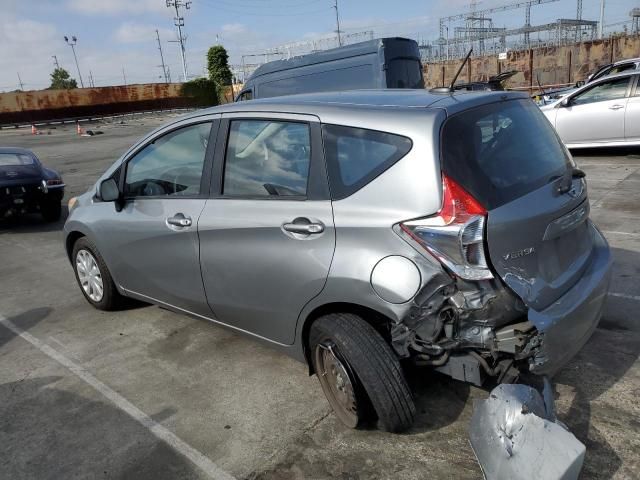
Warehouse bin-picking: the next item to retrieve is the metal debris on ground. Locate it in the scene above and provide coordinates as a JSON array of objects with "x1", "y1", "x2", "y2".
[{"x1": 470, "y1": 382, "x2": 585, "y2": 480}]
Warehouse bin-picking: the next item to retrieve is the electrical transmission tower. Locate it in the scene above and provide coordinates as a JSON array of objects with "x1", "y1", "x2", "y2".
[{"x1": 166, "y1": 0, "x2": 191, "y2": 82}]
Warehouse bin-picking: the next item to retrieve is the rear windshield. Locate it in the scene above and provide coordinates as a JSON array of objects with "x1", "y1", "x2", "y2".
[
  {"x1": 441, "y1": 99, "x2": 571, "y2": 209},
  {"x1": 0, "y1": 153, "x2": 35, "y2": 166}
]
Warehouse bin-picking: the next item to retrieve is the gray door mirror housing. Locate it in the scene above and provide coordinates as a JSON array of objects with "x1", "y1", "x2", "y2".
[
  {"x1": 99, "y1": 177, "x2": 120, "y2": 202},
  {"x1": 560, "y1": 97, "x2": 571, "y2": 108}
]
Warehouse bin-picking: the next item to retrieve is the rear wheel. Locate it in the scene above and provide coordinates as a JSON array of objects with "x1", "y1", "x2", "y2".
[
  {"x1": 310, "y1": 313, "x2": 416, "y2": 432},
  {"x1": 72, "y1": 237, "x2": 124, "y2": 311}
]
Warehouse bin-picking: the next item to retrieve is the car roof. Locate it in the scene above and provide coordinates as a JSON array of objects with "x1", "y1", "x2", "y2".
[
  {"x1": 0, "y1": 147, "x2": 36, "y2": 156},
  {"x1": 247, "y1": 37, "x2": 417, "y2": 80},
  {"x1": 195, "y1": 89, "x2": 530, "y2": 119},
  {"x1": 612, "y1": 57, "x2": 640, "y2": 66}
]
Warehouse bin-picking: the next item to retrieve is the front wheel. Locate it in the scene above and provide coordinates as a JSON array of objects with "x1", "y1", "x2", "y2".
[
  {"x1": 72, "y1": 237, "x2": 124, "y2": 310},
  {"x1": 309, "y1": 313, "x2": 416, "y2": 432}
]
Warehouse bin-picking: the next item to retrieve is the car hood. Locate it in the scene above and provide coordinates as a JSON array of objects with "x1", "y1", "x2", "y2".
[{"x1": 0, "y1": 164, "x2": 42, "y2": 183}]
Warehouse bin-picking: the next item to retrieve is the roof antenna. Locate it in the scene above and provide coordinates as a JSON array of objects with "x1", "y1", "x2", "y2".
[{"x1": 430, "y1": 48, "x2": 473, "y2": 94}]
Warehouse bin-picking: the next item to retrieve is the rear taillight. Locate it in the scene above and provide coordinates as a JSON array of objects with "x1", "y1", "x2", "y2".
[{"x1": 398, "y1": 174, "x2": 493, "y2": 281}]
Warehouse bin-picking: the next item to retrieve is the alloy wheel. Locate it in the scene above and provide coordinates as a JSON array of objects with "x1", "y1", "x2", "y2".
[{"x1": 76, "y1": 249, "x2": 104, "y2": 302}]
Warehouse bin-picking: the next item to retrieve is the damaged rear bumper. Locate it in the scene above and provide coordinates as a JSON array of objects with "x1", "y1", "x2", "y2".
[{"x1": 527, "y1": 225, "x2": 612, "y2": 375}]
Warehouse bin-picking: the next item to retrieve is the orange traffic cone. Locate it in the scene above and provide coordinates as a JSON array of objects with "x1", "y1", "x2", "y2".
[
  {"x1": 76, "y1": 122, "x2": 83, "y2": 135},
  {"x1": 31, "y1": 124, "x2": 38, "y2": 135}
]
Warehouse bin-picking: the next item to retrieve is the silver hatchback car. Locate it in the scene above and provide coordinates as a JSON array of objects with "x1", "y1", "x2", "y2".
[{"x1": 64, "y1": 90, "x2": 611, "y2": 432}]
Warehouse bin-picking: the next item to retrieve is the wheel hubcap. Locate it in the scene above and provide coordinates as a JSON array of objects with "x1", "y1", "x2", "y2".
[
  {"x1": 316, "y1": 342, "x2": 358, "y2": 427},
  {"x1": 76, "y1": 249, "x2": 104, "y2": 302}
]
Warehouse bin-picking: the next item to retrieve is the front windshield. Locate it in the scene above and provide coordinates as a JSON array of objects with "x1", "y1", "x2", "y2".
[{"x1": 0, "y1": 153, "x2": 36, "y2": 167}]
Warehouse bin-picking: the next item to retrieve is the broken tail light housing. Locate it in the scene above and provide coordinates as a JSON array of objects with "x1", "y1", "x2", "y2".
[{"x1": 398, "y1": 174, "x2": 493, "y2": 281}]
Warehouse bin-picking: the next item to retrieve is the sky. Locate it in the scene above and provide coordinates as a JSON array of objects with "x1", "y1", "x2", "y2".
[{"x1": 0, "y1": 0, "x2": 636, "y2": 91}]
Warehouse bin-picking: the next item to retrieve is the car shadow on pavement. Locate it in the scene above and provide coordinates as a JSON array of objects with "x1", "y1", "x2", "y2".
[
  {"x1": 404, "y1": 365, "x2": 470, "y2": 433},
  {"x1": 0, "y1": 206, "x2": 69, "y2": 234},
  {"x1": 0, "y1": 307, "x2": 51, "y2": 350},
  {"x1": 570, "y1": 146, "x2": 640, "y2": 158},
  {"x1": 0, "y1": 376, "x2": 201, "y2": 480}
]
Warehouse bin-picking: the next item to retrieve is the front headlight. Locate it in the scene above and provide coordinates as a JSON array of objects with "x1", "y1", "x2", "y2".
[{"x1": 68, "y1": 196, "x2": 78, "y2": 212}]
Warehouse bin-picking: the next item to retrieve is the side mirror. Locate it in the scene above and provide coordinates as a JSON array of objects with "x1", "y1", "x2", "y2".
[
  {"x1": 560, "y1": 97, "x2": 571, "y2": 108},
  {"x1": 574, "y1": 80, "x2": 585, "y2": 88},
  {"x1": 99, "y1": 178, "x2": 120, "y2": 202}
]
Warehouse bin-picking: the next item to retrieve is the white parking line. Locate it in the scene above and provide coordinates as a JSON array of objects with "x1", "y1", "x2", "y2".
[
  {"x1": 602, "y1": 231, "x2": 640, "y2": 237},
  {"x1": 608, "y1": 292, "x2": 640, "y2": 302},
  {"x1": 0, "y1": 314, "x2": 236, "y2": 480}
]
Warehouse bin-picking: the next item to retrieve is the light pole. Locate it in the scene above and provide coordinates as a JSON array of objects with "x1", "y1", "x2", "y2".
[{"x1": 64, "y1": 36, "x2": 84, "y2": 88}]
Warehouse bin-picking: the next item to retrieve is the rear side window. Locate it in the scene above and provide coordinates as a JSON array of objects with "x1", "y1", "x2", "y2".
[
  {"x1": 441, "y1": 99, "x2": 571, "y2": 209},
  {"x1": 322, "y1": 125, "x2": 412, "y2": 200}
]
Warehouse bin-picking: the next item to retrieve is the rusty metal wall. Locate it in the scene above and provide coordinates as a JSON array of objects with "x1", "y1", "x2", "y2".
[
  {"x1": 423, "y1": 34, "x2": 640, "y2": 91},
  {"x1": 0, "y1": 83, "x2": 202, "y2": 125}
]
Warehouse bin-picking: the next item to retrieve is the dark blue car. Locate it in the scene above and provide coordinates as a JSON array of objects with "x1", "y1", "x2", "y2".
[{"x1": 0, "y1": 147, "x2": 65, "y2": 222}]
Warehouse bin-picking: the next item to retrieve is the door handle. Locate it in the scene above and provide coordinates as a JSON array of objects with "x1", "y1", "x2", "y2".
[
  {"x1": 166, "y1": 213, "x2": 192, "y2": 228},
  {"x1": 283, "y1": 220, "x2": 324, "y2": 234},
  {"x1": 608, "y1": 104, "x2": 624, "y2": 110}
]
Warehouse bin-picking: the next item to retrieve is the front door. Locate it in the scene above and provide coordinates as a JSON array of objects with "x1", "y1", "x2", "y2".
[
  {"x1": 555, "y1": 76, "x2": 631, "y2": 145},
  {"x1": 198, "y1": 114, "x2": 335, "y2": 345},
  {"x1": 99, "y1": 118, "x2": 217, "y2": 315}
]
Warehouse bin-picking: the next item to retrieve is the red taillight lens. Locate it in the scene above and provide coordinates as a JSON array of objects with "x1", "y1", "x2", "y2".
[
  {"x1": 397, "y1": 174, "x2": 493, "y2": 281},
  {"x1": 440, "y1": 175, "x2": 486, "y2": 224}
]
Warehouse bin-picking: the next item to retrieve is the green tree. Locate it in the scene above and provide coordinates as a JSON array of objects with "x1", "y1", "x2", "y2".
[
  {"x1": 207, "y1": 45, "x2": 232, "y2": 87},
  {"x1": 49, "y1": 68, "x2": 78, "y2": 90}
]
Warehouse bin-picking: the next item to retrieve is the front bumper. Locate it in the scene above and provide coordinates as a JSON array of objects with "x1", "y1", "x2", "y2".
[{"x1": 527, "y1": 223, "x2": 612, "y2": 375}]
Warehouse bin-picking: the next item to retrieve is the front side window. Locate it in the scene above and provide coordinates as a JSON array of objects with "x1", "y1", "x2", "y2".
[
  {"x1": 322, "y1": 125, "x2": 412, "y2": 200},
  {"x1": 125, "y1": 122, "x2": 211, "y2": 198},
  {"x1": 571, "y1": 77, "x2": 630, "y2": 106},
  {"x1": 223, "y1": 120, "x2": 311, "y2": 197},
  {"x1": 237, "y1": 90, "x2": 253, "y2": 101}
]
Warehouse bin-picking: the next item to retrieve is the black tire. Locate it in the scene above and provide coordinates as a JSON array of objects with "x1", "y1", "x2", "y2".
[
  {"x1": 41, "y1": 202, "x2": 61, "y2": 222},
  {"x1": 71, "y1": 237, "x2": 124, "y2": 311},
  {"x1": 309, "y1": 313, "x2": 416, "y2": 432}
]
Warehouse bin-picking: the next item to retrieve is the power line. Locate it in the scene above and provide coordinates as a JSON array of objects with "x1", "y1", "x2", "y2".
[
  {"x1": 166, "y1": 0, "x2": 191, "y2": 82},
  {"x1": 17, "y1": 73, "x2": 24, "y2": 91}
]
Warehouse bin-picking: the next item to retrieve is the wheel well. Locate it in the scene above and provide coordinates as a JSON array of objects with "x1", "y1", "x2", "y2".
[
  {"x1": 65, "y1": 231, "x2": 85, "y2": 261},
  {"x1": 302, "y1": 302, "x2": 394, "y2": 374}
]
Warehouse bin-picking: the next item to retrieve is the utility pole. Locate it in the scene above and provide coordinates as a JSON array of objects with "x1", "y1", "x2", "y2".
[
  {"x1": 166, "y1": 0, "x2": 191, "y2": 81},
  {"x1": 52, "y1": 55, "x2": 60, "y2": 69},
  {"x1": 17, "y1": 73, "x2": 24, "y2": 91},
  {"x1": 89, "y1": 70, "x2": 95, "y2": 88},
  {"x1": 155, "y1": 29, "x2": 169, "y2": 83},
  {"x1": 599, "y1": 0, "x2": 606, "y2": 39},
  {"x1": 122, "y1": 67, "x2": 127, "y2": 86},
  {"x1": 333, "y1": 0, "x2": 342, "y2": 46},
  {"x1": 64, "y1": 36, "x2": 84, "y2": 88}
]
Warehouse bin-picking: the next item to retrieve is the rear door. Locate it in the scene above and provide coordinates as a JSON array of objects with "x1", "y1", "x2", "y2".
[
  {"x1": 555, "y1": 76, "x2": 631, "y2": 145},
  {"x1": 442, "y1": 99, "x2": 593, "y2": 311},
  {"x1": 624, "y1": 75, "x2": 640, "y2": 142},
  {"x1": 198, "y1": 113, "x2": 335, "y2": 345}
]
